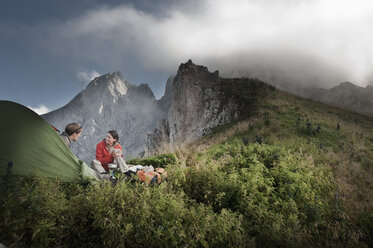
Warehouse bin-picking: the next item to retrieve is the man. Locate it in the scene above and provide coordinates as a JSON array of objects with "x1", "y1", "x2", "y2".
[
  {"x1": 59, "y1": 123, "x2": 100, "y2": 180},
  {"x1": 60, "y1": 123, "x2": 82, "y2": 149}
]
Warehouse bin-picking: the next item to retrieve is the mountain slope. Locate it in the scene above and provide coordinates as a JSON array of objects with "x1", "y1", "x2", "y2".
[
  {"x1": 305, "y1": 82, "x2": 373, "y2": 117},
  {"x1": 166, "y1": 80, "x2": 373, "y2": 246},
  {"x1": 189, "y1": 83, "x2": 373, "y2": 246},
  {"x1": 134, "y1": 76, "x2": 373, "y2": 246}
]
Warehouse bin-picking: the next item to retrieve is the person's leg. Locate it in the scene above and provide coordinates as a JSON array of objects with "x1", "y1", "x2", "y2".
[
  {"x1": 91, "y1": 159, "x2": 109, "y2": 180},
  {"x1": 115, "y1": 157, "x2": 129, "y2": 173}
]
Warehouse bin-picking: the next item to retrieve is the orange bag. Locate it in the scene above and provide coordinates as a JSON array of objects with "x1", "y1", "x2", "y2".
[{"x1": 136, "y1": 168, "x2": 167, "y2": 184}]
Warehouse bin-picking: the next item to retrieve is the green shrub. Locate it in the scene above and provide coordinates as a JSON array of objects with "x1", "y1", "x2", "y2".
[
  {"x1": 181, "y1": 142, "x2": 340, "y2": 246},
  {"x1": 126, "y1": 153, "x2": 177, "y2": 168},
  {"x1": 359, "y1": 211, "x2": 373, "y2": 246},
  {"x1": 0, "y1": 176, "x2": 68, "y2": 247},
  {"x1": 83, "y1": 182, "x2": 245, "y2": 247},
  {"x1": 0, "y1": 176, "x2": 246, "y2": 247}
]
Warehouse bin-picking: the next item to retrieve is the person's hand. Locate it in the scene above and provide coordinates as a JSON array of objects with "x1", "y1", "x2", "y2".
[{"x1": 112, "y1": 149, "x2": 122, "y2": 158}]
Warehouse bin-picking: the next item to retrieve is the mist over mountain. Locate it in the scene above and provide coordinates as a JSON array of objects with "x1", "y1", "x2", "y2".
[
  {"x1": 304, "y1": 82, "x2": 373, "y2": 117},
  {"x1": 203, "y1": 51, "x2": 348, "y2": 90},
  {"x1": 205, "y1": 55, "x2": 373, "y2": 117}
]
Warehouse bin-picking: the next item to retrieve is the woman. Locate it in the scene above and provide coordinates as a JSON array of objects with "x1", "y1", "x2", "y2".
[
  {"x1": 95, "y1": 130, "x2": 124, "y2": 172},
  {"x1": 91, "y1": 130, "x2": 166, "y2": 182}
]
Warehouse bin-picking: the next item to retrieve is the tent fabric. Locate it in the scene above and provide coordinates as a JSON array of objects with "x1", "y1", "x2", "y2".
[{"x1": 0, "y1": 100, "x2": 97, "y2": 182}]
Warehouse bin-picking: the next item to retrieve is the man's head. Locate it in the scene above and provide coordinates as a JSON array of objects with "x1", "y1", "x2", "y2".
[{"x1": 65, "y1": 123, "x2": 82, "y2": 141}]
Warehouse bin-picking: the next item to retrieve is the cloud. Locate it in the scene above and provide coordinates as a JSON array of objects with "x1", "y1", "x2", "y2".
[
  {"x1": 77, "y1": 70, "x2": 101, "y2": 83},
  {"x1": 27, "y1": 104, "x2": 50, "y2": 115},
  {"x1": 30, "y1": 0, "x2": 373, "y2": 91}
]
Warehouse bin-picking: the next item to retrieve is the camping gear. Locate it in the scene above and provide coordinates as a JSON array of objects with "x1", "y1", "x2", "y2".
[
  {"x1": 0, "y1": 100, "x2": 97, "y2": 182},
  {"x1": 136, "y1": 167, "x2": 168, "y2": 184}
]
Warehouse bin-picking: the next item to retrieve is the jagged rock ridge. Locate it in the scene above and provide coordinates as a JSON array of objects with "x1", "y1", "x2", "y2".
[{"x1": 146, "y1": 60, "x2": 240, "y2": 154}]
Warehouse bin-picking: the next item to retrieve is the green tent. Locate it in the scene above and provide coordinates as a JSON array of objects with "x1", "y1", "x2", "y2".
[{"x1": 0, "y1": 100, "x2": 97, "y2": 182}]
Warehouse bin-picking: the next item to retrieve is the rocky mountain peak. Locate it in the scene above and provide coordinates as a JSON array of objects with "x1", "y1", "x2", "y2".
[
  {"x1": 177, "y1": 59, "x2": 219, "y2": 78},
  {"x1": 306, "y1": 81, "x2": 373, "y2": 117},
  {"x1": 335, "y1": 81, "x2": 357, "y2": 89},
  {"x1": 133, "y1": 83, "x2": 155, "y2": 98},
  {"x1": 145, "y1": 60, "x2": 238, "y2": 154},
  {"x1": 84, "y1": 71, "x2": 129, "y2": 103}
]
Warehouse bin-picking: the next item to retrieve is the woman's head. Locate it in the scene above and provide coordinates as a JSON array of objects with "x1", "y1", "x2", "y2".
[{"x1": 105, "y1": 130, "x2": 119, "y2": 146}]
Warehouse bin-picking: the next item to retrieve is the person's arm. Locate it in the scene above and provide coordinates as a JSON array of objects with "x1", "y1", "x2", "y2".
[
  {"x1": 112, "y1": 144, "x2": 123, "y2": 158},
  {"x1": 111, "y1": 144, "x2": 123, "y2": 158},
  {"x1": 120, "y1": 145, "x2": 124, "y2": 158}
]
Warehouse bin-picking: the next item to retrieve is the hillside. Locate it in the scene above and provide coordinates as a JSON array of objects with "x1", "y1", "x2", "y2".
[
  {"x1": 305, "y1": 82, "x2": 373, "y2": 117},
  {"x1": 1, "y1": 78, "x2": 373, "y2": 247},
  {"x1": 185, "y1": 79, "x2": 373, "y2": 246},
  {"x1": 163, "y1": 78, "x2": 373, "y2": 246}
]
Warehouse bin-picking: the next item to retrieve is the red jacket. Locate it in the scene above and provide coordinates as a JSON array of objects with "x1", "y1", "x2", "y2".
[{"x1": 95, "y1": 140, "x2": 123, "y2": 171}]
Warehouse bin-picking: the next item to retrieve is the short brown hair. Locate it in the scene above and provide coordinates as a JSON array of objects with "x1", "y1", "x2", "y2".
[
  {"x1": 108, "y1": 130, "x2": 119, "y2": 142},
  {"x1": 65, "y1": 123, "x2": 82, "y2": 136}
]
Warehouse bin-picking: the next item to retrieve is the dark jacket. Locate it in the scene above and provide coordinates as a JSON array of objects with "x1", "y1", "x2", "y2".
[{"x1": 60, "y1": 132, "x2": 71, "y2": 148}]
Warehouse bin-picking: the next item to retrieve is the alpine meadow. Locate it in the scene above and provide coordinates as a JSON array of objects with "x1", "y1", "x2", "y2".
[{"x1": 1, "y1": 77, "x2": 373, "y2": 247}]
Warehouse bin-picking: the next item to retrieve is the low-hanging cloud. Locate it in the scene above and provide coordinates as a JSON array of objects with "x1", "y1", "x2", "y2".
[
  {"x1": 31, "y1": 0, "x2": 373, "y2": 93},
  {"x1": 27, "y1": 104, "x2": 50, "y2": 115},
  {"x1": 77, "y1": 70, "x2": 101, "y2": 83}
]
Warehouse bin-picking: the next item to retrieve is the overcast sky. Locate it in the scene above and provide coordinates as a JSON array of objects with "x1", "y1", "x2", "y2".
[{"x1": 1, "y1": 0, "x2": 373, "y2": 114}]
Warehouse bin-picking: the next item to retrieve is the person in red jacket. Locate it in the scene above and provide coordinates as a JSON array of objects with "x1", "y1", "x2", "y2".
[{"x1": 95, "y1": 130, "x2": 123, "y2": 172}]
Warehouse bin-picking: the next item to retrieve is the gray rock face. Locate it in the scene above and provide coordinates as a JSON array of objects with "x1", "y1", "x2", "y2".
[
  {"x1": 169, "y1": 60, "x2": 238, "y2": 147},
  {"x1": 146, "y1": 60, "x2": 239, "y2": 154},
  {"x1": 145, "y1": 119, "x2": 170, "y2": 155},
  {"x1": 43, "y1": 72, "x2": 166, "y2": 163},
  {"x1": 158, "y1": 75, "x2": 174, "y2": 113}
]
